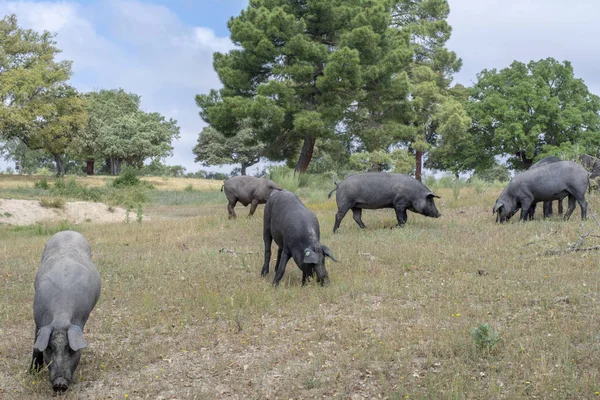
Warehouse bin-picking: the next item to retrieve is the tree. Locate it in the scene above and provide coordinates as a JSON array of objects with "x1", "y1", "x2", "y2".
[
  {"x1": 468, "y1": 58, "x2": 600, "y2": 170},
  {"x1": 75, "y1": 89, "x2": 140, "y2": 174},
  {"x1": 197, "y1": 0, "x2": 413, "y2": 172},
  {"x1": 348, "y1": 149, "x2": 414, "y2": 173},
  {"x1": 0, "y1": 138, "x2": 53, "y2": 174},
  {"x1": 193, "y1": 123, "x2": 264, "y2": 176},
  {"x1": 0, "y1": 14, "x2": 73, "y2": 147},
  {"x1": 390, "y1": 0, "x2": 467, "y2": 181},
  {"x1": 26, "y1": 85, "x2": 88, "y2": 176},
  {"x1": 76, "y1": 89, "x2": 180, "y2": 175}
]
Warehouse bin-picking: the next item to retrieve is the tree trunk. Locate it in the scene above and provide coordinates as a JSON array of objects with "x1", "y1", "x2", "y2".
[
  {"x1": 516, "y1": 151, "x2": 534, "y2": 169},
  {"x1": 415, "y1": 150, "x2": 423, "y2": 182},
  {"x1": 86, "y1": 160, "x2": 95, "y2": 175},
  {"x1": 110, "y1": 157, "x2": 123, "y2": 175},
  {"x1": 54, "y1": 154, "x2": 65, "y2": 177},
  {"x1": 294, "y1": 136, "x2": 316, "y2": 173},
  {"x1": 241, "y1": 164, "x2": 247, "y2": 176}
]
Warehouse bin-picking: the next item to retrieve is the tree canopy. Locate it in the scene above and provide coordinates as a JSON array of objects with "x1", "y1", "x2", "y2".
[
  {"x1": 196, "y1": 0, "x2": 414, "y2": 172},
  {"x1": 193, "y1": 122, "x2": 264, "y2": 175},
  {"x1": 76, "y1": 89, "x2": 180, "y2": 175},
  {"x1": 467, "y1": 58, "x2": 600, "y2": 170},
  {"x1": 0, "y1": 14, "x2": 73, "y2": 147}
]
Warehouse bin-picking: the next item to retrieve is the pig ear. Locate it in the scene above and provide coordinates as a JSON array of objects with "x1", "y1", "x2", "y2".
[
  {"x1": 34, "y1": 326, "x2": 53, "y2": 352},
  {"x1": 322, "y1": 245, "x2": 338, "y2": 262},
  {"x1": 67, "y1": 325, "x2": 87, "y2": 351},
  {"x1": 303, "y1": 248, "x2": 320, "y2": 264},
  {"x1": 493, "y1": 201, "x2": 504, "y2": 214},
  {"x1": 427, "y1": 193, "x2": 441, "y2": 199}
]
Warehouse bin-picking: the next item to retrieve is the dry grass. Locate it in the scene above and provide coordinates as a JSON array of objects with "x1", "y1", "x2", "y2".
[
  {"x1": 0, "y1": 174, "x2": 222, "y2": 191},
  {"x1": 2, "y1": 186, "x2": 600, "y2": 399},
  {"x1": 39, "y1": 197, "x2": 66, "y2": 209}
]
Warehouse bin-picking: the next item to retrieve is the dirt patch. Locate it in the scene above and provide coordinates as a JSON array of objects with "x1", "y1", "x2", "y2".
[{"x1": 0, "y1": 199, "x2": 138, "y2": 226}]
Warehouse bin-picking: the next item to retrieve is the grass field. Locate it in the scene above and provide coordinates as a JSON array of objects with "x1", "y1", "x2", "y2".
[{"x1": 1, "y1": 174, "x2": 600, "y2": 399}]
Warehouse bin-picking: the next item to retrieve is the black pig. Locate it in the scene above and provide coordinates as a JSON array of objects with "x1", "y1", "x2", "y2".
[
  {"x1": 328, "y1": 172, "x2": 441, "y2": 232},
  {"x1": 30, "y1": 231, "x2": 101, "y2": 392},
  {"x1": 261, "y1": 190, "x2": 337, "y2": 286}
]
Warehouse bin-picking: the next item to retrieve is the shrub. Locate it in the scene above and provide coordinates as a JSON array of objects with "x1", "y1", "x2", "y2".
[
  {"x1": 113, "y1": 168, "x2": 142, "y2": 188},
  {"x1": 470, "y1": 323, "x2": 501, "y2": 352},
  {"x1": 34, "y1": 177, "x2": 50, "y2": 190}
]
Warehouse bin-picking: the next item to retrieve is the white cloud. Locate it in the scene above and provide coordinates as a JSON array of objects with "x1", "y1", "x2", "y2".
[
  {"x1": 447, "y1": 0, "x2": 600, "y2": 95},
  {"x1": 0, "y1": 0, "x2": 234, "y2": 173}
]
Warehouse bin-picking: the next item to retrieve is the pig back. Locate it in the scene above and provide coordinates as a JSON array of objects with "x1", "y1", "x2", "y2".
[
  {"x1": 35, "y1": 231, "x2": 100, "y2": 327},
  {"x1": 338, "y1": 173, "x2": 429, "y2": 207}
]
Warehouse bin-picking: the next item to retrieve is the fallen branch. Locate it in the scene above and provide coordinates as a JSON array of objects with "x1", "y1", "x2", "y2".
[
  {"x1": 545, "y1": 245, "x2": 600, "y2": 256},
  {"x1": 219, "y1": 248, "x2": 258, "y2": 256}
]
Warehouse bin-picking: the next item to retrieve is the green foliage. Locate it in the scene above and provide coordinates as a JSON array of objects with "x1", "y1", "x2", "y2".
[
  {"x1": 77, "y1": 89, "x2": 180, "y2": 174},
  {"x1": 34, "y1": 177, "x2": 50, "y2": 190},
  {"x1": 468, "y1": 58, "x2": 600, "y2": 170},
  {"x1": 197, "y1": 0, "x2": 413, "y2": 171},
  {"x1": 113, "y1": 168, "x2": 148, "y2": 188},
  {"x1": 470, "y1": 323, "x2": 501, "y2": 352},
  {"x1": 348, "y1": 149, "x2": 414, "y2": 174},
  {"x1": 194, "y1": 123, "x2": 264, "y2": 174},
  {"x1": 0, "y1": 15, "x2": 73, "y2": 147},
  {"x1": 6, "y1": 220, "x2": 76, "y2": 236},
  {"x1": 50, "y1": 177, "x2": 103, "y2": 202},
  {"x1": 474, "y1": 163, "x2": 511, "y2": 183},
  {"x1": 137, "y1": 159, "x2": 186, "y2": 177},
  {"x1": 268, "y1": 166, "x2": 299, "y2": 192}
]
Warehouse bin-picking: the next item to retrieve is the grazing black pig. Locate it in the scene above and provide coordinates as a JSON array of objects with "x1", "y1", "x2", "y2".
[
  {"x1": 527, "y1": 156, "x2": 564, "y2": 218},
  {"x1": 222, "y1": 176, "x2": 281, "y2": 218},
  {"x1": 261, "y1": 190, "x2": 337, "y2": 286},
  {"x1": 328, "y1": 172, "x2": 441, "y2": 232},
  {"x1": 30, "y1": 231, "x2": 101, "y2": 392},
  {"x1": 493, "y1": 161, "x2": 588, "y2": 223}
]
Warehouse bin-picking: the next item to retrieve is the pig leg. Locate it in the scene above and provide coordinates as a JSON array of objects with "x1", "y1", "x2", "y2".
[
  {"x1": 333, "y1": 206, "x2": 350, "y2": 233},
  {"x1": 519, "y1": 199, "x2": 533, "y2": 221},
  {"x1": 395, "y1": 207, "x2": 408, "y2": 226},
  {"x1": 351, "y1": 207, "x2": 366, "y2": 229},
  {"x1": 527, "y1": 204, "x2": 537, "y2": 220},
  {"x1": 302, "y1": 269, "x2": 313, "y2": 286},
  {"x1": 564, "y1": 195, "x2": 576, "y2": 220},
  {"x1": 248, "y1": 199, "x2": 259, "y2": 217},
  {"x1": 577, "y1": 196, "x2": 587, "y2": 220},
  {"x1": 274, "y1": 248, "x2": 283, "y2": 274},
  {"x1": 228, "y1": 199, "x2": 238, "y2": 219},
  {"x1": 543, "y1": 201, "x2": 553, "y2": 218},
  {"x1": 30, "y1": 327, "x2": 44, "y2": 372},
  {"x1": 273, "y1": 250, "x2": 291, "y2": 286},
  {"x1": 261, "y1": 233, "x2": 272, "y2": 277},
  {"x1": 558, "y1": 198, "x2": 564, "y2": 215}
]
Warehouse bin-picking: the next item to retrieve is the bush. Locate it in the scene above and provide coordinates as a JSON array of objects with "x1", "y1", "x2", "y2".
[
  {"x1": 113, "y1": 168, "x2": 142, "y2": 187},
  {"x1": 34, "y1": 177, "x2": 50, "y2": 190}
]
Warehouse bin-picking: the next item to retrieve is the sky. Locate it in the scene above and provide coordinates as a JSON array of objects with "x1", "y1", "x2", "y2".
[{"x1": 1, "y1": 0, "x2": 600, "y2": 174}]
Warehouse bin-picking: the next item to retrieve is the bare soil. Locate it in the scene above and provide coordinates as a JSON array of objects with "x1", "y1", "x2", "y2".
[{"x1": 0, "y1": 199, "x2": 131, "y2": 226}]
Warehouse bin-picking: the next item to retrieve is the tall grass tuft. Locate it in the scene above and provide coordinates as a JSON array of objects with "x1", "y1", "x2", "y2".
[{"x1": 39, "y1": 196, "x2": 66, "y2": 209}]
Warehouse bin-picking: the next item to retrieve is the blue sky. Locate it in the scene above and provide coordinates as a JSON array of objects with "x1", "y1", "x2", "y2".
[{"x1": 1, "y1": 0, "x2": 600, "y2": 174}]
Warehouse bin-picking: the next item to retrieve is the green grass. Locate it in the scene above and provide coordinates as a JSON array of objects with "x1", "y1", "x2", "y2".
[{"x1": 2, "y1": 178, "x2": 600, "y2": 398}]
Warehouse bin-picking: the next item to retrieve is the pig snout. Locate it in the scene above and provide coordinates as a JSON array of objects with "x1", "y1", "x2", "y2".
[
  {"x1": 52, "y1": 377, "x2": 70, "y2": 392},
  {"x1": 320, "y1": 275, "x2": 330, "y2": 286}
]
